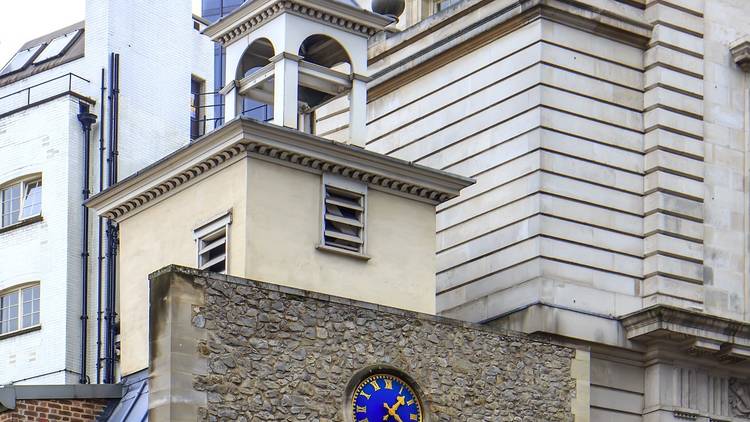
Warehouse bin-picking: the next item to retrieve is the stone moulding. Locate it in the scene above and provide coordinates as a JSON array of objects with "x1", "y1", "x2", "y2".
[
  {"x1": 621, "y1": 305, "x2": 750, "y2": 363},
  {"x1": 367, "y1": 0, "x2": 651, "y2": 102},
  {"x1": 85, "y1": 117, "x2": 474, "y2": 222},
  {"x1": 730, "y1": 36, "x2": 750, "y2": 72},
  {"x1": 203, "y1": 0, "x2": 392, "y2": 46}
]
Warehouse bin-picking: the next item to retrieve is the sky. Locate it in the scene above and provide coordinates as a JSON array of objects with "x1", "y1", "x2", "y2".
[{"x1": 0, "y1": 0, "x2": 201, "y2": 68}]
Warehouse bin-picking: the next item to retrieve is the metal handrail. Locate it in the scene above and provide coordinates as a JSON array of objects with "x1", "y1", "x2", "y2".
[
  {"x1": 190, "y1": 101, "x2": 272, "y2": 140},
  {"x1": 0, "y1": 72, "x2": 91, "y2": 117},
  {"x1": 0, "y1": 72, "x2": 90, "y2": 101}
]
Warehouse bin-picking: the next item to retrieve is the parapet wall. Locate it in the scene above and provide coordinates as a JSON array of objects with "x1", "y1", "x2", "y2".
[{"x1": 147, "y1": 266, "x2": 581, "y2": 421}]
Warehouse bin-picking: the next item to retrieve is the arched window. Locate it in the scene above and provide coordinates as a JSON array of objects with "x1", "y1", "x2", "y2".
[
  {"x1": 1, "y1": 175, "x2": 42, "y2": 228},
  {"x1": 236, "y1": 38, "x2": 275, "y2": 122}
]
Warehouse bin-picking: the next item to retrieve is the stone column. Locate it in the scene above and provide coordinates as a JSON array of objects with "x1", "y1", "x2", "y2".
[
  {"x1": 349, "y1": 75, "x2": 369, "y2": 147},
  {"x1": 271, "y1": 52, "x2": 301, "y2": 129},
  {"x1": 148, "y1": 267, "x2": 207, "y2": 422},
  {"x1": 221, "y1": 82, "x2": 239, "y2": 120}
]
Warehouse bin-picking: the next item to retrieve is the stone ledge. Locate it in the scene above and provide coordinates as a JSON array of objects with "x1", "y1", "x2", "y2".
[
  {"x1": 730, "y1": 36, "x2": 750, "y2": 72},
  {"x1": 620, "y1": 305, "x2": 750, "y2": 363},
  {"x1": 0, "y1": 215, "x2": 43, "y2": 235}
]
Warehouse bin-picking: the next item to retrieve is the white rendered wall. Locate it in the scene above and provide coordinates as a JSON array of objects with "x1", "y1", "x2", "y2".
[
  {"x1": 0, "y1": 0, "x2": 214, "y2": 385},
  {"x1": 0, "y1": 97, "x2": 82, "y2": 384}
]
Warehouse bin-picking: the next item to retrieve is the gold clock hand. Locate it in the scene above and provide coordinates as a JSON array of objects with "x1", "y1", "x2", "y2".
[
  {"x1": 383, "y1": 402, "x2": 394, "y2": 421},
  {"x1": 383, "y1": 397, "x2": 406, "y2": 422}
]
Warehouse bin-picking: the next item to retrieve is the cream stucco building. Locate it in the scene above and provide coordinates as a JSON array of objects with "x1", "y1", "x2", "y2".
[{"x1": 87, "y1": 87, "x2": 471, "y2": 379}]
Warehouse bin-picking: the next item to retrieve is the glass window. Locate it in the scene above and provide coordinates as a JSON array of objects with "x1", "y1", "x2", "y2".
[
  {"x1": 0, "y1": 290, "x2": 19, "y2": 334},
  {"x1": 1, "y1": 177, "x2": 42, "y2": 228},
  {"x1": 1, "y1": 183, "x2": 21, "y2": 227},
  {"x1": 191, "y1": 77, "x2": 204, "y2": 140},
  {"x1": 0, "y1": 284, "x2": 40, "y2": 336},
  {"x1": 21, "y1": 179, "x2": 42, "y2": 218},
  {"x1": 0, "y1": 45, "x2": 42, "y2": 76},
  {"x1": 33, "y1": 30, "x2": 80, "y2": 64},
  {"x1": 21, "y1": 285, "x2": 40, "y2": 328}
]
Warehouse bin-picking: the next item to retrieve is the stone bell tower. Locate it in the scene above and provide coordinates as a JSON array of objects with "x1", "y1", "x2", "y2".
[{"x1": 204, "y1": 0, "x2": 390, "y2": 146}]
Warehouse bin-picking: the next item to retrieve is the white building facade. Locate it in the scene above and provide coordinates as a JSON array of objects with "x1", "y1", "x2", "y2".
[
  {"x1": 347, "y1": 0, "x2": 750, "y2": 420},
  {"x1": 0, "y1": 0, "x2": 213, "y2": 385}
]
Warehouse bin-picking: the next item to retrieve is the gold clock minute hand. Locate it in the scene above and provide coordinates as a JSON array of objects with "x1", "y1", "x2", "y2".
[{"x1": 383, "y1": 397, "x2": 406, "y2": 422}]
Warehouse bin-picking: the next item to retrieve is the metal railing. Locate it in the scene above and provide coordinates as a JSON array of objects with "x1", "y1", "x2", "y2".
[
  {"x1": 0, "y1": 72, "x2": 91, "y2": 117},
  {"x1": 191, "y1": 91, "x2": 273, "y2": 140}
]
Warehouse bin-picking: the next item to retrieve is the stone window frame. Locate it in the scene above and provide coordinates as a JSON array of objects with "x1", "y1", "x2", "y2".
[
  {"x1": 342, "y1": 364, "x2": 431, "y2": 422},
  {"x1": 0, "y1": 174, "x2": 43, "y2": 230},
  {"x1": 0, "y1": 281, "x2": 41, "y2": 339},
  {"x1": 193, "y1": 211, "x2": 232, "y2": 274},
  {"x1": 318, "y1": 173, "x2": 370, "y2": 260}
]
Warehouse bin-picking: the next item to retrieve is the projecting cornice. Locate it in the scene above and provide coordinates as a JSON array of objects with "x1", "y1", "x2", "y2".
[
  {"x1": 203, "y1": 0, "x2": 392, "y2": 46},
  {"x1": 730, "y1": 36, "x2": 750, "y2": 72},
  {"x1": 368, "y1": 0, "x2": 651, "y2": 101},
  {"x1": 85, "y1": 118, "x2": 474, "y2": 222},
  {"x1": 621, "y1": 305, "x2": 750, "y2": 363}
]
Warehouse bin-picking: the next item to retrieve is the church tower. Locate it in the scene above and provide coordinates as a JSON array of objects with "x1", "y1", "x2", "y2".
[{"x1": 204, "y1": 0, "x2": 390, "y2": 146}]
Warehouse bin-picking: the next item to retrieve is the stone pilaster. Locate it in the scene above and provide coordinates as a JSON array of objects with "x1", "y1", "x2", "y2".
[{"x1": 642, "y1": 0, "x2": 706, "y2": 309}]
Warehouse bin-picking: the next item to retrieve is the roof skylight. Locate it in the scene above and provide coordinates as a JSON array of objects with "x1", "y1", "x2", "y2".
[
  {"x1": 33, "y1": 29, "x2": 81, "y2": 64},
  {"x1": 0, "y1": 45, "x2": 43, "y2": 76}
]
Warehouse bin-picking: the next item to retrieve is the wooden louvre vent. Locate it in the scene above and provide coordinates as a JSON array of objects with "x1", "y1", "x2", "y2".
[
  {"x1": 198, "y1": 228, "x2": 227, "y2": 273},
  {"x1": 323, "y1": 185, "x2": 364, "y2": 253}
]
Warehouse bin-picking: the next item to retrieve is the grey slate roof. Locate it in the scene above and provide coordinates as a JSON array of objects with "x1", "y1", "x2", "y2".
[{"x1": 99, "y1": 370, "x2": 149, "y2": 422}]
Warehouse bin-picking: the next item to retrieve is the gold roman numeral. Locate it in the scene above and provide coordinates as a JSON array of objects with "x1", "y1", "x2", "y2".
[
  {"x1": 360, "y1": 391, "x2": 371, "y2": 400},
  {"x1": 369, "y1": 380, "x2": 380, "y2": 391},
  {"x1": 410, "y1": 415, "x2": 417, "y2": 420},
  {"x1": 356, "y1": 405, "x2": 367, "y2": 413},
  {"x1": 384, "y1": 379, "x2": 393, "y2": 390},
  {"x1": 407, "y1": 399, "x2": 414, "y2": 406}
]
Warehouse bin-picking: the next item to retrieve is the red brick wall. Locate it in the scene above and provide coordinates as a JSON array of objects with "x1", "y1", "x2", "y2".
[{"x1": 0, "y1": 399, "x2": 107, "y2": 422}]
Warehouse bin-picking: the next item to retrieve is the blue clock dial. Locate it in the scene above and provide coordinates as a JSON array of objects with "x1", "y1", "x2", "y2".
[{"x1": 352, "y1": 374, "x2": 422, "y2": 422}]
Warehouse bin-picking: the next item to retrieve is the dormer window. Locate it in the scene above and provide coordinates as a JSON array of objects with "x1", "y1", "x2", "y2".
[{"x1": 1, "y1": 176, "x2": 42, "y2": 228}]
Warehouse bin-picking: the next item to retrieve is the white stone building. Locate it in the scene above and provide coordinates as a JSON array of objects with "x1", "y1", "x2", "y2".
[
  {"x1": 343, "y1": 0, "x2": 750, "y2": 420},
  {"x1": 0, "y1": 0, "x2": 213, "y2": 385}
]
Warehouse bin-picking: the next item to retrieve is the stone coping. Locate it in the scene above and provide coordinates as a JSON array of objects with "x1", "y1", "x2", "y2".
[
  {"x1": 149, "y1": 264, "x2": 576, "y2": 350},
  {"x1": 621, "y1": 305, "x2": 750, "y2": 361},
  {"x1": 0, "y1": 384, "x2": 123, "y2": 412}
]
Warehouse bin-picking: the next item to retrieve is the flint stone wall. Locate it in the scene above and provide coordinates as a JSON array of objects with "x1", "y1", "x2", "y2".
[{"x1": 148, "y1": 266, "x2": 577, "y2": 421}]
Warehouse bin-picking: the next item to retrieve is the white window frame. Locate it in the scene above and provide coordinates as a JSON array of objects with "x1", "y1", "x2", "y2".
[
  {"x1": 319, "y1": 173, "x2": 368, "y2": 258},
  {"x1": 193, "y1": 212, "x2": 232, "y2": 274},
  {"x1": 1, "y1": 175, "x2": 42, "y2": 229},
  {"x1": 0, "y1": 283, "x2": 41, "y2": 337}
]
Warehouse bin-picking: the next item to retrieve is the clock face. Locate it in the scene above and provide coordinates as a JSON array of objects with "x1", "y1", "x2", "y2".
[{"x1": 352, "y1": 374, "x2": 422, "y2": 422}]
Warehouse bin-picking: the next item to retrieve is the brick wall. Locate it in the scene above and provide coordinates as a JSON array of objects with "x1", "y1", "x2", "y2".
[{"x1": 0, "y1": 399, "x2": 107, "y2": 422}]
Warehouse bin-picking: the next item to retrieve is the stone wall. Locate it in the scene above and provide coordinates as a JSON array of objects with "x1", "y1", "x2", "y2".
[{"x1": 148, "y1": 266, "x2": 578, "y2": 421}]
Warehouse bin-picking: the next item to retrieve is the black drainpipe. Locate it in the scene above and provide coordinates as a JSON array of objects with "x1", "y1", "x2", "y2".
[
  {"x1": 104, "y1": 52, "x2": 120, "y2": 384},
  {"x1": 96, "y1": 68, "x2": 106, "y2": 384},
  {"x1": 77, "y1": 104, "x2": 97, "y2": 385}
]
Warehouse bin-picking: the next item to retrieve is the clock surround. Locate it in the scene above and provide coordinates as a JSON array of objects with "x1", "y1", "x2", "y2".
[{"x1": 344, "y1": 366, "x2": 429, "y2": 422}]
